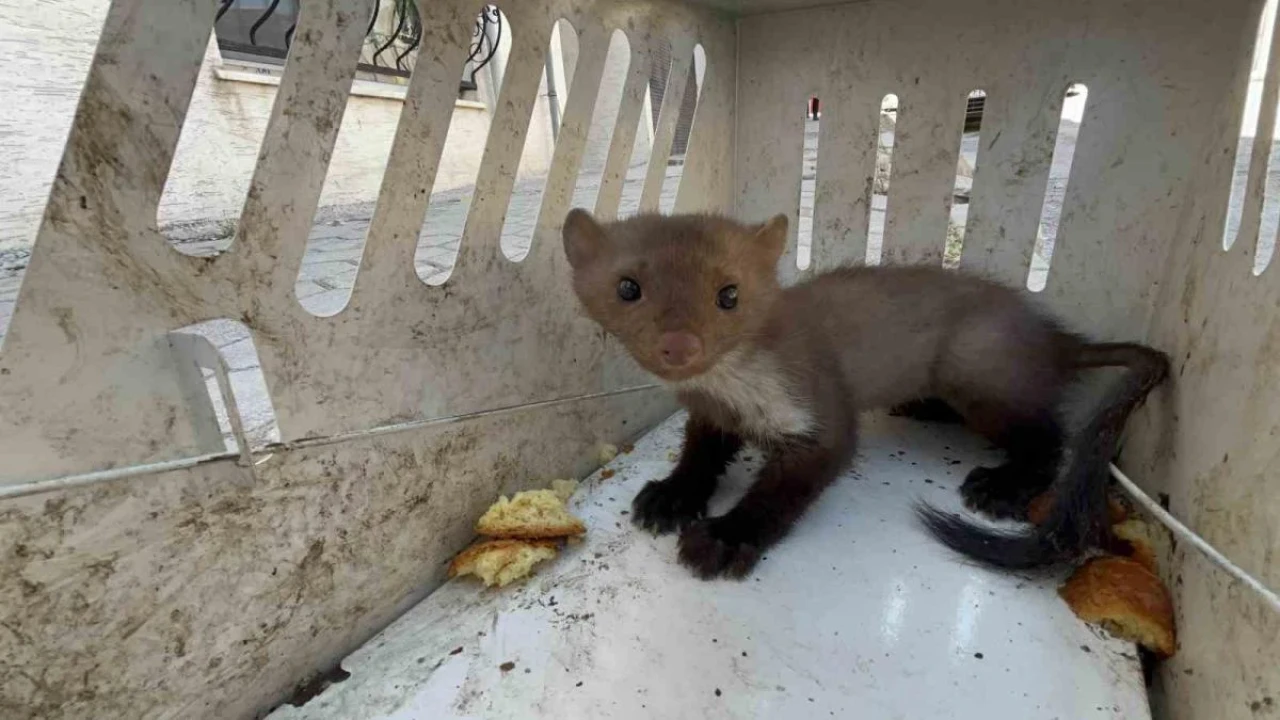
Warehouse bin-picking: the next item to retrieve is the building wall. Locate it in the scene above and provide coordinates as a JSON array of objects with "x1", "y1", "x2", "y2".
[{"x1": 158, "y1": 41, "x2": 498, "y2": 234}]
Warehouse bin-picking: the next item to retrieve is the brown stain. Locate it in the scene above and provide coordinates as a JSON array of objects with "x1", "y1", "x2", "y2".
[
  {"x1": 1179, "y1": 261, "x2": 1198, "y2": 327},
  {"x1": 58, "y1": 82, "x2": 202, "y2": 312},
  {"x1": 1247, "y1": 314, "x2": 1280, "y2": 421},
  {"x1": 51, "y1": 308, "x2": 78, "y2": 347}
]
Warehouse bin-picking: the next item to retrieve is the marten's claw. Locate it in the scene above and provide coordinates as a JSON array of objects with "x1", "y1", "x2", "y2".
[
  {"x1": 631, "y1": 478, "x2": 707, "y2": 534},
  {"x1": 678, "y1": 517, "x2": 762, "y2": 580}
]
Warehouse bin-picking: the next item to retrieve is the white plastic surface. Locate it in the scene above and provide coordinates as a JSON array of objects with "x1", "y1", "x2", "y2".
[{"x1": 271, "y1": 413, "x2": 1150, "y2": 720}]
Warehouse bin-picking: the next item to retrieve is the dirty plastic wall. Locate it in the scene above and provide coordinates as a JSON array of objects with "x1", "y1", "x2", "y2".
[
  {"x1": 1122, "y1": 2, "x2": 1280, "y2": 717},
  {"x1": 3, "y1": 0, "x2": 1279, "y2": 718},
  {"x1": 0, "y1": 0, "x2": 732, "y2": 717}
]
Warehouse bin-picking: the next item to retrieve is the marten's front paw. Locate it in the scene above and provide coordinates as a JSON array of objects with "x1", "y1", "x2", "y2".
[
  {"x1": 632, "y1": 479, "x2": 707, "y2": 534},
  {"x1": 677, "y1": 517, "x2": 762, "y2": 580}
]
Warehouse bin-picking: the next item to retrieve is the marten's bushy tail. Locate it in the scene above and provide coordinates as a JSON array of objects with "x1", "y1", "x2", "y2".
[{"x1": 917, "y1": 343, "x2": 1170, "y2": 569}]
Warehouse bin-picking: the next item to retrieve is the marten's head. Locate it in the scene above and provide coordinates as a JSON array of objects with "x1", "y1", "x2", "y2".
[{"x1": 562, "y1": 210, "x2": 787, "y2": 382}]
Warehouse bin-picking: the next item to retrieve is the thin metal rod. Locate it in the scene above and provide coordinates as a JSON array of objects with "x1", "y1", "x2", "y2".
[
  {"x1": 274, "y1": 383, "x2": 660, "y2": 453},
  {"x1": 544, "y1": 47, "x2": 561, "y2": 139},
  {"x1": 1110, "y1": 462, "x2": 1280, "y2": 615},
  {"x1": 0, "y1": 451, "x2": 239, "y2": 501},
  {"x1": 0, "y1": 384, "x2": 663, "y2": 501}
]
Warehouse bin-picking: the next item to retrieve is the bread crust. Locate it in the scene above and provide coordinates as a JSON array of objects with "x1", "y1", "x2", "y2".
[
  {"x1": 1060, "y1": 556, "x2": 1176, "y2": 657},
  {"x1": 476, "y1": 489, "x2": 586, "y2": 539},
  {"x1": 448, "y1": 539, "x2": 559, "y2": 587}
]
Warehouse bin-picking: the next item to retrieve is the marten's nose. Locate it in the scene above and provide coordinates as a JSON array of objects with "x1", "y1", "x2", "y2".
[{"x1": 659, "y1": 331, "x2": 703, "y2": 368}]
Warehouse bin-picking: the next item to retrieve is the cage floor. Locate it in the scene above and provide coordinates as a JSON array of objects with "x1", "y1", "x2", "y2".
[{"x1": 268, "y1": 413, "x2": 1149, "y2": 720}]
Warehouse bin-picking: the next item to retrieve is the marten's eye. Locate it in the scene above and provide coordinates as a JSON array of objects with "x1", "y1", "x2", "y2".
[
  {"x1": 617, "y1": 277, "x2": 642, "y2": 302},
  {"x1": 717, "y1": 285, "x2": 738, "y2": 310}
]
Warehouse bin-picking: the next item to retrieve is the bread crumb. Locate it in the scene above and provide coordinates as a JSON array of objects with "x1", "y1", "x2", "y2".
[
  {"x1": 1111, "y1": 518, "x2": 1160, "y2": 573},
  {"x1": 477, "y1": 489, "x2": 585, "y2": 539},
  {"x1": 600, "y1": 469, "x2": 616, "y2": 480},
  {"x1": 1060, "y1": 556, "x2": 1176, "y2": 657},
  {"x1": 667, "y1": 450, "x2": 678, "y2": 461},
  {"x1": 448, "y1": 539, "x2": 558, "y2": 587},
  {"x1": 599, "y1": 444, "x2": 618, "y2": 463},
  {"x1": 550, "y1": 479, "x2": 579, "y2": 503}
]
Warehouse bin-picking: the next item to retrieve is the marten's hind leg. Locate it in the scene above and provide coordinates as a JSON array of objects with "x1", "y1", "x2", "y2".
[
  {"x1": 954, "y1": 404, "x2": 1062, "y2": 520},
  {"x1": 937, "y1": 310, "x2": 1073, "y2": 520}
]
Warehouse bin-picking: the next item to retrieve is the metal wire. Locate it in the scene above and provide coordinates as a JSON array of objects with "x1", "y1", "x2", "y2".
[
  {"x1": 1110, "y1": 462, "x2": 1280, "y2": 615},
  {"x1": 0, "y1": 384, "x2": 664, "y2": 501}
]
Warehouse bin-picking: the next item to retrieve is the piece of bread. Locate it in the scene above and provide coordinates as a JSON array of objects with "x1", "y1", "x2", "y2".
[
  {"x1": 550, "y1": 479, "x2": 579, "y2": 503},
  {"x1": 1059, "y1": 556, "x2": 1176, "y2": 657},
  {"x1": 1111, "y1": 518, "x2": 1160, "y2": 574},
  {"x1": 476, "y1": 489, "x2": 586, "y2": 539},
  {"x1": 448, "y1": 539, "x2": 558, "y2": 587}
]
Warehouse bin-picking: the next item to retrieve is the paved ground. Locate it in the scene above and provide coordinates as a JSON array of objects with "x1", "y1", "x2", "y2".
[{"x1": 1, "y1": 117, "x2": 1271, "y2": 449}]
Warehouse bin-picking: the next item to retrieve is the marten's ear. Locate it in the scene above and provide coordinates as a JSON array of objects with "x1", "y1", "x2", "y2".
[
  {"x1": 753, "y1": 213, "x2": 788, "y2": 264},
  {"x1": 563, "y1": 208, "x2": 608, "y2": 269}
]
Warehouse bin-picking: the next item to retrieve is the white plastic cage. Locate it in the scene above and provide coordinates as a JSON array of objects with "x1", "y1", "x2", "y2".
[{"x1": 1, "y1": 0, "x2": 1277, "y2": 718}]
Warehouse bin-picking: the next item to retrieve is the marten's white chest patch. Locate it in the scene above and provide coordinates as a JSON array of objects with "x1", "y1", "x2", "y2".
[{"x1": 672, "y1": 349, "x2": 815, "y2": 440}]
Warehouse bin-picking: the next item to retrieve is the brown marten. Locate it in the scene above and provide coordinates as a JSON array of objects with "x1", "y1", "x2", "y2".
[{"x1": 562, "y1": 209, "x2": 1168, "y2": 579}]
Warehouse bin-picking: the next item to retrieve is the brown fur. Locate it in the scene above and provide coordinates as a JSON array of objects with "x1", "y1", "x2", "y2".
[
  {"x1": 564, "y1": 211, "x2": 786, "y2": 382},
  {"x1": 562, "y1": 209, "x2": 1164, "y2": 578}
]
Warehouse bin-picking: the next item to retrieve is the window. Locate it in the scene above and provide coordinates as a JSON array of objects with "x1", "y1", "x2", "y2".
[
  {"x1": 646, "y1": 42, "x2": 699, "y2": 159},
  {"x1": 213, "y1": 1, "x2": 502, "y2": 95},
  {"x1": 214, "y1": 0, "x2": 302, "y2": 67}
]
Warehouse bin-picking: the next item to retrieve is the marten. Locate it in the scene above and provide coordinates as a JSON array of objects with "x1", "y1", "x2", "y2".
[{"x1": 561, "y1": 209, "x2": 1168, "y2": 579}]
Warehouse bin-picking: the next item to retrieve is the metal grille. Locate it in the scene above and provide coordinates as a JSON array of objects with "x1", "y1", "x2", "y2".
[{"x1": 214, "y1": 0, "x2": 500, "y2": 89}]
